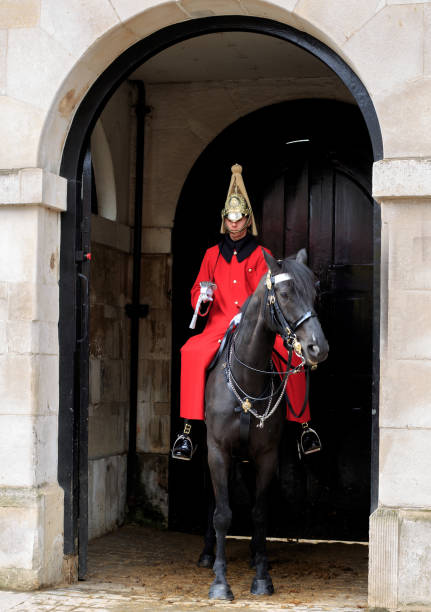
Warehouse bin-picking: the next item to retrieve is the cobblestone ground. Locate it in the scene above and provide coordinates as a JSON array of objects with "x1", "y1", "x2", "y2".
[{"x1": 1, "y1": 525, "x2": 369, "y2": 611}]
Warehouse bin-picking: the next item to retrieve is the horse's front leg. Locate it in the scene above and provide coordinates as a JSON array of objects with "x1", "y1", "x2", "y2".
[
  {"x1": 250, "y1": 449, "x2": 278, "y2": 596},
  {"x1": 207, "y1": 444, "x2": 234, "y2": 600},
  {"x1": 198, "y1": 488, "x2": 215, "y2": 568}
]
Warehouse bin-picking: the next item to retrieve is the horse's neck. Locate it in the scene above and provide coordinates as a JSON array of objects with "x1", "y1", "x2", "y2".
[{"x1": 232, "y1": 293, "x2": 275, "y2": 392}]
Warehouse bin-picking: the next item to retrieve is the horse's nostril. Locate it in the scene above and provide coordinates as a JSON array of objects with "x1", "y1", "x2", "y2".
[{"x1": 308, "y1": 344, "x2": 320, "y2": 355}]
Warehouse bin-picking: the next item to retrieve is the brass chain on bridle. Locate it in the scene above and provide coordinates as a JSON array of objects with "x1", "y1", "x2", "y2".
[{"x1": 225, "y1": 270, "x2": 316, "y2": 428}]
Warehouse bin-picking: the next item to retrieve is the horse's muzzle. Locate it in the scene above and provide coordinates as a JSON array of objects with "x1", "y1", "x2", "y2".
[{"x1": 304, "y1": 340, "x2": 329, "y2": 365}]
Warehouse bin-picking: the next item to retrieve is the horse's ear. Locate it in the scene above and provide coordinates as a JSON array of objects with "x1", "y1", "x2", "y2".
[
  {"x1": 262, "y1": 248, "x2": 281, "y2": 274},
  {"x1": 296, "y1": 248, "x2": 308, "y2": 265}
]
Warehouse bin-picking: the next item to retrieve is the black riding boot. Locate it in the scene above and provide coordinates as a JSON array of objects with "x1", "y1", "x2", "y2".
[
  {"x1": 298, "y1": 422, "x2": 322, "y2": 457},
  {"x1": 171, "y1": 421, "x2": 196, "y2": 461}
]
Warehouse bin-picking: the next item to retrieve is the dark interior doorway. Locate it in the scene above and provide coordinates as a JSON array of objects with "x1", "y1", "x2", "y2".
[{"x1": 170, "y1": 99, "x2": 375, "y2": 541}]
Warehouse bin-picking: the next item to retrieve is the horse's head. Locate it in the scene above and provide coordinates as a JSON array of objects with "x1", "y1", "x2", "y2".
[{"x1": 262, "y1": 249, "x2": 329, "y2": 366}]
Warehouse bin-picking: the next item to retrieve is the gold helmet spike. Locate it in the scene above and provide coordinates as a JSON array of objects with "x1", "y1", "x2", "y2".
[{"x1": 220, "y1": 164, "x2": 258, "y2": 235}]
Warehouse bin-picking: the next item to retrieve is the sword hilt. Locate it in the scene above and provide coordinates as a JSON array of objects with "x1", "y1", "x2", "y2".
[{"x1": 189, "y1": 282, "x2": 216, "y2": 329}]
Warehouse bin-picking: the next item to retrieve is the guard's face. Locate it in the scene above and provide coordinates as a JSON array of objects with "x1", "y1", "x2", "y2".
[{"x1": 224, "y1": 215, "x2": 249, "y2": 240}]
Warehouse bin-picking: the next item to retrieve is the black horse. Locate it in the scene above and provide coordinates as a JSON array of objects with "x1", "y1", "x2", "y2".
[{"x1": 203, "y1": 249, "x2": 329, "y2": 600}]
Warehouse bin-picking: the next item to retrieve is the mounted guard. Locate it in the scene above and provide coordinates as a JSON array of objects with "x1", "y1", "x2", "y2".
[
  {"x1": 203, "y1": 245, "x2": 329, "y2": 600},
  {"x1": 171, "y1": 164, "x2": 322, "y2": 460}
]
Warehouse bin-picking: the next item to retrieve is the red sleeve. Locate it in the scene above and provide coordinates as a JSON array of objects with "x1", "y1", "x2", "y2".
[{"x1": 190, "y1": 248, "x2": 216, "y2": 310}]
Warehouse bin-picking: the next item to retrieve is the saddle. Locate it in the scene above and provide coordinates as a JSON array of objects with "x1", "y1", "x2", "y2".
[{"x1": 207, "y1": 313, "x2": 242, "y2": 371}]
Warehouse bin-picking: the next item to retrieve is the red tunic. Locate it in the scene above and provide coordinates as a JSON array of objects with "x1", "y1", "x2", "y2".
[{"x1": 180, "y1": 243, "x2": 310, "y2": 423}]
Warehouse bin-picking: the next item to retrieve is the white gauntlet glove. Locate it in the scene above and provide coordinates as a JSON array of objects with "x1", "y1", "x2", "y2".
[
  {"x1": 199, "y1": 281, "x2": 216, "y2": 302},
  {"x1": 189, "y1": 282, "x2": 217, "y2": 329}
]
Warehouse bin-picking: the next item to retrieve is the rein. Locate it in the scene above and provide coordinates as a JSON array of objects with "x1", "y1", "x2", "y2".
[
  {"x1": 225, "y1": 269, "x2": 315, "y2": 429},
  {"x1": 263, "y1": 270, "x2": 316, "y2": 351}
]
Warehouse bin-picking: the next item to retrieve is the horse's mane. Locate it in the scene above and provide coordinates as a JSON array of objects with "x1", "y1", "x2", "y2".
[
  {"x1": 240, "y1": 257, "x2": 316, "y2": 316},
  {"x1": 280, "y1": 258, "x2": 316, "y2": 303},
  {"x1": 240, "y1": 294, "x2": 253, "y2": 314}
]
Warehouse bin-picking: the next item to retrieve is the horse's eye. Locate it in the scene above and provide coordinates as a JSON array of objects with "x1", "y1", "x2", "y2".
[{"x1": 279, "y1": 292, "x2": 289, "y2": 300}]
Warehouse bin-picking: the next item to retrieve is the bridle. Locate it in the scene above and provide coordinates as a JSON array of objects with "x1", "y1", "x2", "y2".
[
  {"x1": 225, "y1": 268, "x2": 317, "y2": 429},
  {"x1": 263, "y1": 269, "x2": 317, "y2": 354}
]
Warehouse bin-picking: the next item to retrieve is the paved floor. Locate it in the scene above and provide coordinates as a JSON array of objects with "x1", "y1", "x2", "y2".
[{"x1": 0, "y1": 525, "x2": 369, "y2": 611}]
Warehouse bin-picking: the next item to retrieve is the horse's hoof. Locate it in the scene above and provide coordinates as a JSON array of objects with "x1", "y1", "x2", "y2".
[
  {"x1": 198, "y1": 553, "x2": 215, "y2": 568},
  {"x1": 251, "y1": 577, "x2": 274, "y2": 596},
  {"x1": 209, "y1": 583, "x2": 234, "y2": 600}
]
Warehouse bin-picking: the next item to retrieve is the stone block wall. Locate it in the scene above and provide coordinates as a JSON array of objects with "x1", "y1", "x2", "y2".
[
  {"x1": 368, "y1": 159, "x2": 431, "y2": 610},
  {"x1": 369, "y1": 508, "x2": 431, "y2": 611},
  {"x1": 135, "y1": 254, "x2": 172, "y2": 526},
  {"x1": 0, "y1": 171, "x2": 66, "y2": 588},
  {"x1": 88, "y1": 236, "x2": 131, "y2": 540},
  {"x1": 86, "y1": 81, "x2": 135, "y2": 540},
  {"x1": 88, "y1": 455, "x2": 127, "y2": 540}
]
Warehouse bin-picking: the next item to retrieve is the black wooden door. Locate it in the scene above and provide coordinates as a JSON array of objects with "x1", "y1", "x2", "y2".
[{"x1": 261, "y1": 144, "x2": 374, "y2": 541}]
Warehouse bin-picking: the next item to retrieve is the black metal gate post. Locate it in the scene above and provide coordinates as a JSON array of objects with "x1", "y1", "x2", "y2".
[
  {"x1": 75, "y1": 146, "x2": 92, "y2": 579},
  {"x1": 58, "y1": 145, "x2": 92, "y2": 578},
  {"x1": 58, "y1": 177, "x2": 79, "y2": 560}
]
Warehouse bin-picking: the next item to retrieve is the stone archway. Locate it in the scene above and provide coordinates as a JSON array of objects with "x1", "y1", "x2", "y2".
[{"x1": 56, "y1": 14, "x2": 382, "y2": 587}]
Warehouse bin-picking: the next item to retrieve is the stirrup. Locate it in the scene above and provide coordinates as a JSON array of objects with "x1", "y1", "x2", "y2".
[
  {"x1": 298, "y1": 423, "x2": 322, "y2": 458},
  {"x1": 171, "y1": 433, "x2": 197, "y2": 461}
]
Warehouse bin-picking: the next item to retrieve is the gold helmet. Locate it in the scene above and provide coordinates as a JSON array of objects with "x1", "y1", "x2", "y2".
[{"x1": 220, "y1": 164, "x2": 258, "y2": 235}]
